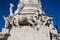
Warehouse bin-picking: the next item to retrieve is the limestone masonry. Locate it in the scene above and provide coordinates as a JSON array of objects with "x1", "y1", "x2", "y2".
[{"x1": 0, "y1": 0, "x2": 60, "y2": 40}]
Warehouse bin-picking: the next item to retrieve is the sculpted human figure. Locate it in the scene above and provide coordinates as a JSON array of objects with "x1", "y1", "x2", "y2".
[
  {"x1": 3, "y1": 16, "x2": 9, "y2": 28},
  {"x1": 41, "y1": 15, "x2": 53, "y2": 27},
  {"x1": 26, "y1": 15, "x2": 41, "y2": 30},
  {"x1": 10, "y1": 3, "x2": 14, "y2": 16},
  {"x1": 14, "y1": 1, "x2": 24, "y2": 14},
  {"x1": 27, "y1": 15, "x2": 35, "y2": 26},
  {"x1": 13, "y1": 15, "x2": 20, "y2": 27}
]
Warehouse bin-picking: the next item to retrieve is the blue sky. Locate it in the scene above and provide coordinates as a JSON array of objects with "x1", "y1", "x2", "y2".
[{"x1": 0, "y1": 0, "x2": 60, "y2": 33}]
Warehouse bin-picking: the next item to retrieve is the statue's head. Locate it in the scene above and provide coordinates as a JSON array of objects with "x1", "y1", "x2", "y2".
[{"x1": 10, "y1": 3, "x2": 14, "y2": 7}]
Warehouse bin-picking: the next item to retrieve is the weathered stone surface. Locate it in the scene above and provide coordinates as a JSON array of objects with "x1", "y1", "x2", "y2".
[{"x1": 0, "y1": 0, "x2": 60, "y2": 40}]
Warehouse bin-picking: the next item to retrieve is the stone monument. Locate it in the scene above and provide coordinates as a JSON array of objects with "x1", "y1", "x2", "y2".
[{"x1": 0, "y1": 0, "x2": 60, "y2": 40}]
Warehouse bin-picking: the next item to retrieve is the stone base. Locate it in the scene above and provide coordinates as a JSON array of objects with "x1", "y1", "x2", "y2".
[{"x1": 7, "y1": 26, "x2": 50, "y2": 40}]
